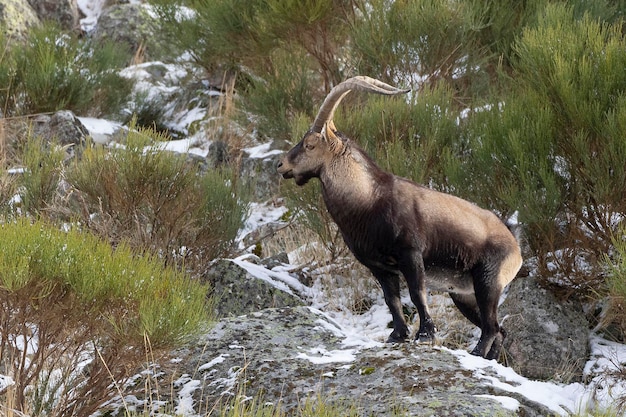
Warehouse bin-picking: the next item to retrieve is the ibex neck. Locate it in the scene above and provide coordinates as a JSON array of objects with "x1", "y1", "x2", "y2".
[{"x1": 319, "y1": 149, "x2": 391, "y2": 229}]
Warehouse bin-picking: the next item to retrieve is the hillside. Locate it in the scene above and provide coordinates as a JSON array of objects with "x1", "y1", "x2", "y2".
[{"x1": 0, "y1": 0, "x2": 625, "y2": 416}]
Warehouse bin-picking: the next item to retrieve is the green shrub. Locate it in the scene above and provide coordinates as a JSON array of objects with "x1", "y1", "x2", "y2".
[
  {"x1": 450, "y1": 4, "x2": 626, "y2": 295},
  {"x1": 0, "y1": 218, "x2": 210, "y2": 416},
  {"x1": 0, "y1": 22, "x2": 131, "y2": 117},
  {"x1": 19, "y1": 135, "x2": 66, "y2": 215},
  {"x1": 606, "y1": 226, "x2": 626, "y2": 330},
  {"x1": 67, "y1": 124, "x2": 249, "y2": 269},
  {"x1": 151, "y1": 0, "x2": 355, "y2": 139},
  {"x1": 338, "y1": 84, "x2": 463, "y2": 188},
  {"x1": 152, "y1": 0, "x2": 352, "y2": 85},
  {"x1": 244, "y1": 48, "x2": 319, "y2": 140}
]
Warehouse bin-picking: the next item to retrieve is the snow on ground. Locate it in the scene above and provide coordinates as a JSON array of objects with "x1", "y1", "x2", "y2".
[{"x1": 230, "y1": 250, "x2": 626, "y2": 416}]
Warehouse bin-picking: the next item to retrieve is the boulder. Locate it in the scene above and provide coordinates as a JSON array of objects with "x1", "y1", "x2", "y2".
[
  {"x1": 500, "y1": 276, "x2": 590, "y2": 382},
  {"x1": 30, "y1": 110, "x2": 89, "y2": 148},
  {"x1": 92, "y1": 3, "x2": 159, "y2": 60},
  {"x1": 0, "y1": 0, "x2": 40, "y2": 40},
  {"x1": 128, "y1": 306, "x2": 555, "y2": 416},
  {"x1": 202, "y1": 258, "x2": 304, "y2": 318},
  {"x1": 27, "y1": 0, "x2": 79, "y2": 30},
  {"x1": 3, "y1": 110, "x2": 89, "y2": 164},
  {"x1": 239, "y1": 142, "x2": 286, "y2": 200}
]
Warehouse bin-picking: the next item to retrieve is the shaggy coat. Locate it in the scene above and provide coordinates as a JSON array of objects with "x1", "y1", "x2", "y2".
[{"x1": 278, "y1": 76, "x2": 522, "y2": 359}]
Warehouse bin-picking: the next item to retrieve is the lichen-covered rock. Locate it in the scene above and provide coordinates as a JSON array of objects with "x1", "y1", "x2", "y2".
[
  {"x1": 202, "y1": 259, "x2": 304, "y2": 318},
  {"x1": 240, "y1": 143, "x2": 286, "y2": 200},
  {"x1": 92, "y1": 3, "x2": 158, "y2": 59},
  {"x1": 31, "y1": 110, "x2": 89, "y2": 147},
  {"x1": 500, "y1": 276, "x2": 590, "y2": 382},
  {"x1": 0, "y1": 0, "x2": 40, "y2": 40},
  {"x1": 135, "y1": 306, "x2": 554, "y2": 416}
]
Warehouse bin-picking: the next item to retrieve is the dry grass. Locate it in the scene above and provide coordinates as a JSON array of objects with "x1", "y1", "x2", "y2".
[{"x1": 204, "y1": 75, "x2": 254, "y2": 170}]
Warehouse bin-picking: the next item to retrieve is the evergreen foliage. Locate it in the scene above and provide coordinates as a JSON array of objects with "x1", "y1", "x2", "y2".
[
  {"x1": 460, "y1": 4, "x2": 626, "y2": 282},
  {"x1": 19, "y1": 135, "x2": 66, "y2": 215},
  {"x1": 67, "y1": 123, "x2": 249, "y2": 270},
  {"x1": 606, "y1": 225, "x2": 626, "y2": 339},
  {"x1": 0, "y1": 22, "x2": 131, "y2": 117},
  {"x1": 0, "y1": 218, "x2": 210, "y2": 415}
]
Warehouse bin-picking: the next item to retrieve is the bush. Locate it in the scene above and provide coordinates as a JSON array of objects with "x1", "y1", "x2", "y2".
[
  {"x1": 337, "y1": 84, "x2": 463, "y2": 188},
  {"x1": 19, "y1": 135, "x2": 66, "y2": 215},
  {"x1": 454, "y1": 4, "x2": 626, "y2": 294},
  {"x1": 152, "y1": 0, "x2": 355, "y2": 140},
  {"x1": 0, "y1": 218, "x2": 210, "y2": 416},
  {"x1": 606, "y1": 226, "x2": 626, "y2": 335},
  {"x1": 66, "y1": 123, "x2": 249, "y2": 270},
  {"x1": 0, "y1": 22, "x2": 132, "y2": 117}
]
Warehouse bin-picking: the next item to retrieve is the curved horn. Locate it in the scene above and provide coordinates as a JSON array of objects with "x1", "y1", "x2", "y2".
[{"x1": 311, "y1": 76, "x2": 411, "y2": 133}]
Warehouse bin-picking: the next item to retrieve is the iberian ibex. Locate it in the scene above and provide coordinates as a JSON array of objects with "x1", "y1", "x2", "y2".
[{"x1": 277, "y1": 76, "x2": 522, "y2": 359}]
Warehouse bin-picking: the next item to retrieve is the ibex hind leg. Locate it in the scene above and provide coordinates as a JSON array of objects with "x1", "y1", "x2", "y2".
[
  {"x1": 485, "y1": 247, "x2": 522, "y2": 360},
  {"x1": 449, "y1": 292, "x2": 481, "y2": 328},
  {"x1": 469, "y1": 247, "x2": 521, "y2": 359},
  {"x1": 466, "y1": 260, "x2": 506, "y2": 359},
  {"x1": 450, "y1": 292, "x2": 505, "y2": 359}
]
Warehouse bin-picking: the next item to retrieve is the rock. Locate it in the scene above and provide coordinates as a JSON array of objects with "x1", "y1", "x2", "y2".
[
  {"x1": 207, "y1": 140, "x2": 230, "y2": 169},
  {"x1": 119, "y1": 60, "x2": 220, "y2": 139},
  {"x1": 3, "y1": 110, "x2": 89, "y2": 164},
  {"x1": 202, "y1": 259, "x2": 304, "y2": 318},
  {"x1": 240, "y1": 145, "x2": 284, "y2": 200},
  {"x1": 132, "y1": 306, "x2": 554, "y2": 416},
  {"x1": 500, "y1": 276, "x2": 590, "y2": 382},
  {"x1": 92, "y1": 3, "x2": 158, "y2": 59},
  {"x1": 31, "y1": 110, "x2": 90, "y2": 147},
  {"x1": 0, "y1": 0, "x2": 40, "y2": 40},
  {"x1": 27, "y1": 0, "x2": 79, "y2": 31}
]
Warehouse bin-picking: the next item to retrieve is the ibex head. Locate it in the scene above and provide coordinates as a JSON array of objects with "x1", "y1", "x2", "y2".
[{"x1": 277, "y1": 76, "x2": 410, "y2": 186}]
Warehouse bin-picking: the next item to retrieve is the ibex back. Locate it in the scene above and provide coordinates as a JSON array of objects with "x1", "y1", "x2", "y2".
[{"x1": 277, "y1": 76, "x2": 522, "y2": 360}]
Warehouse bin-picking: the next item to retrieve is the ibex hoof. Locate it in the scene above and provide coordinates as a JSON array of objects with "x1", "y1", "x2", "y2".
[
  {"x1": 386, "y1": 331, "x2": 409, "y2": 343},
  {"x1": 415, "y1": 332, "x2": 436, "y2": 344}
]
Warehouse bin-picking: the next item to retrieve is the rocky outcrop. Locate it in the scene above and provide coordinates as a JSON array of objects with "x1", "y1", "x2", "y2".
[
  {"x1": 0, "y1": 0, "x2": 40, "y2": 40},
  {"x1": 202, "y1": 258, "x2": 304, "y2": 319},
  {"x1": 27, "y1": 0, "x2": 79, "y2": 30},
  {"x1": 240, "y1": 141, "x2": 287, "y2": 200},
  {"x1": 3, "y1": 110, "x2": 90, "y2": 164},
  {"x1": 500, "y1": 276, "x2": 590, "y2": 382},
  {"x1": 92, "y1": 3, "x2": 159, "y2": 59},
  {"x1": 108, "y1": 259, "x2": 575, "y2": 417},
  {"x1": 133, "y1": 306, "x2": 557, "y2": 417}
]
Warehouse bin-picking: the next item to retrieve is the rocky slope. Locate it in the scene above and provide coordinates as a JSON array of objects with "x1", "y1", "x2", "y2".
[{"x1": 0, "y1": 1, "x2": 613, "y2": 415}]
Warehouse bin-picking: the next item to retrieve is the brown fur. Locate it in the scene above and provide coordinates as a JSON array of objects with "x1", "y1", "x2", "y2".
[{"x1": 277, "y1": 77, "x2": 522, "y2": 360}]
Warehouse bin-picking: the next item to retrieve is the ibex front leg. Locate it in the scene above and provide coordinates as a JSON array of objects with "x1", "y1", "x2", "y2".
[
  {"x1": 372, "y1": 270, "x2": 410, "y2": 343},
  {"x1": 400, "y1": 251, "x2": 437, "y2": 342}
]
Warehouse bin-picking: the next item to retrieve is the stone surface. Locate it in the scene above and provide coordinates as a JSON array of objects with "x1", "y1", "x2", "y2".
[
  {"x1": 202, "y1": 258, "x2": 304, "y2": 318},
  {"x1": 27, "y1": 0, "x2": 79, "y2": 30},
  {"x1": 3, "y1": 110, "x2": 89, "y2": 164},
  {"x1": 500, "y1": 276, "x2": 590, "y2": 382},
  {"x1": 0, "y1": 0, "x2": 40, "y2": 40},
  {"x1": 135, "y1": 306, "x2": 555, "y2": 416},
  {"x1": 92, "y1": 3, "x2": 158, "y2": 59},
  {"x1": 240, "y1": 144, "x2": 285, "y2": 201}
]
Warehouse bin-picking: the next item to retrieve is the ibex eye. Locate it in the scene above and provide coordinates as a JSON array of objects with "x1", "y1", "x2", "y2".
[{"x1": 305, "y1": 143, "x2": 315, "y2": 151}]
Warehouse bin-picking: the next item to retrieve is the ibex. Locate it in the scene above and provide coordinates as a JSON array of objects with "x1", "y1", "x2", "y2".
[{"x1": 277, "y1": 76, "x2": 522, "y2": 360}]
